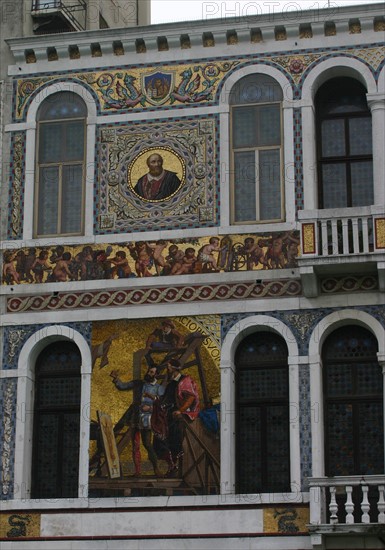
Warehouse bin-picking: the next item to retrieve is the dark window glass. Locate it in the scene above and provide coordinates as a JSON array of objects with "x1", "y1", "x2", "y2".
[
  {"x1": 32, "y1": 341, "x2": 81, "y2": 499},
  {"x1": 323, "y1": 326, "x2": 382, "y2": 476},
  {"x1": 316, "y1": 77, "x2": 373, "y2": 209},
  {"x1": 236, "y1": 332, "x2": 290, "y2": 493}
]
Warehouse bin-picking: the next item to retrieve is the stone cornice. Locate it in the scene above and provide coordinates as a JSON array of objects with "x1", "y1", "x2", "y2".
[{"x1": 5, "y1": 3, "x2": 385, "y2": 67}]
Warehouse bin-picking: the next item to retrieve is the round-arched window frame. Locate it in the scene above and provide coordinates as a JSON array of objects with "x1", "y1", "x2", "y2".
[
  {"x1": 31, "y1": 341, "x2": 81, "y2": 499},
  {"x1": 35, "y1": 91, "x2": 87, "y2": 237},
  {"x1": 230, "y1": 74, "x2": 284, "y2": 225}
]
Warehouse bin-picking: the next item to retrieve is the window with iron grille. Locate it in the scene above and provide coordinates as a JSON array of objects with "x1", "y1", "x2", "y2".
[
  {"x1": 235, "y1": 331, "x2": 290, "y2": 494},
  {"x1": 31, "y1": 341, "x2": 81, "y2": 499},
  {"x1": 323, "y1": 325, "x2": 382, "y2": 477}
]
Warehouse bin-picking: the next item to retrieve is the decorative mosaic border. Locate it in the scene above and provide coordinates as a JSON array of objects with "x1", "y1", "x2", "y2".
[
  {"x1": 293, "y1": 108, "x2": 304, "y2": 215},
  {"x1": 320, "y1": 275, "x2": 378, "y2": 293},
  {"x1": 13, "y1": 45, "x2": 384, "y2": 121},
  {"x1": 0, "y1": 378, "x2": 17, "y2": 499},
  {"x1": 7, "y1": 279, "x2": 302, "y2": 313},
  {"x1": 95, "y1": 115, "x2": 219, "y2": 234},
  {"x1": 299, "y1": 364, "x2": 312, "y2": 491},
  {"x1": 7, "y1": 132, "x2": 26, "y2": 240}
]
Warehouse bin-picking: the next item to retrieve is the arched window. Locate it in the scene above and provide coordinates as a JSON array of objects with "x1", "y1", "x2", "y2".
[
  {"x1": 235, "y1": 331, "x2": 290, "y2": 493},
  {"x1": 230, "y1": 74, "x2": 284, "y2": 224},
  {"x1": 35, "y1": 92, "x2": 87, "y2": 237},
  {"x1": 323, "y1": 325, "x2": 382, "y2": 477},
  {"x1": 316, "y1": 77, "x2": 373, "y2": 209},
  {"x1": 31, "y1": 341, "x2": 81, "y2": 498}
]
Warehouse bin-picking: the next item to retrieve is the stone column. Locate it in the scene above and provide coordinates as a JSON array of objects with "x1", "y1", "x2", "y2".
[{"x1": 367, "y1": 94, "x2": 385, "y2": 206}]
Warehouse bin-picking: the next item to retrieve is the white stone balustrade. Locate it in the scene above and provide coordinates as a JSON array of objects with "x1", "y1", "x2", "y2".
[
  {"x1": 299, "y1": 206, "x2": 385, "y2": 258},
  {"x1": 309, "y1": 476, "x2": 385, "y2": 527}
]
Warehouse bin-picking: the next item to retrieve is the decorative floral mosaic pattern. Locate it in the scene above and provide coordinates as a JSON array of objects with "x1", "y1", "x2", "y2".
[
  {"x1": 13, "y1": 47, "x2": 383, "y2": 121},
  {"x1": 8, "y1": 133, "x2": 26, "y2": 240},
  {"x1": 0, "y1": 379, "x2": 17, "y2": 499},
  {"x1": 96, "y1": 116, "x2": 219, "y2": 233},
  {"x1": 1, "y1": 323, "x2": 92, "y2": 370},
  {"x1": 7, "y1": 280, "x2": 302, "y2": 313}
]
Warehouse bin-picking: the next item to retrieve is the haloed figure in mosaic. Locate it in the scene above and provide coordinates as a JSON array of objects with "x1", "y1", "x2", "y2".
[{"x1": 134, "y1": 153, "x2": 181, "y2": 201}]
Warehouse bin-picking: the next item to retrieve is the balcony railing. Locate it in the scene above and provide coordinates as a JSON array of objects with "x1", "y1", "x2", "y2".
[
  {"x1": 31, "y1": 0, "x2": 86, "y2": 31},
  {"x1": 309, "y1": 476, "x2": 385, "y2": 527},
  {"x1": 299, "y1": 207, "x2": 385, "y2": 259}
]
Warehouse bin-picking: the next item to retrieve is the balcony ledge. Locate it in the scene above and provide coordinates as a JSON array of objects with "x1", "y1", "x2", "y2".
[
  {"x1": 309, "y1": 524, "x2": 385, "y2": 550},
  {"x1": 298, "y1": 254, "x2": 385, "y2": 298}
]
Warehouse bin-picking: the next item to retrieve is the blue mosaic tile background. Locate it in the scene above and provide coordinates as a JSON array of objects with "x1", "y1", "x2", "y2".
[
  {"x1": 2, "y1": 322, "x2": 92, "y2": 370},
  {"x1": 0, "y1": 377, "x2": 17, "y2": 500}
]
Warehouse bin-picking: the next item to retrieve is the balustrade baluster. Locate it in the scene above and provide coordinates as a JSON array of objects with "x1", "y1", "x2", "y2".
[
  {"x1": 331, "y1": 220, "x2": 339, "y2": 255},
  {"x1": 342, "y1": 219, "x2": 349, "y2": 254},
  {"x1": 361, "y1": 484, "x2": 370, "y2": 523},
  {"x1": 352, "y1": 218, "x2": 360, "y2": 253},
  {"x1": 362, "y1": 217, "x2": 370, "y2": 253},
  {"x1": 329, "y1": 486, "x2": 338, "y2": 525},
  {"x1": 345, "y1": 485, "x2": 354, "y2": 524},
  {"x1": 378, "y1": 485, "x2": 385, "y2": 523},
  {"x1": 321, "y1": 220, "x2": 328, "y2": 256}
]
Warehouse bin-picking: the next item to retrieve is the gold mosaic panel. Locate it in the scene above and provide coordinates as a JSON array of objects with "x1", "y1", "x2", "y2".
[
  {"x1": 0, "y1": 514, "x2": 40, "y2": 538},
  {"x1": 302, "y1": 223, "x2": 316, "y2": 255},
  {"x1": 375, "y1": 218, "x2": 385, "y2": 249},
  {"x1": 264, "y1": 507, "x2": 309, "y2": 533},
  {"x1": 89, "y1": 316, "x2": 220, "y2": 483},
  {"x1": 90, "y1": 316, "x2": 220, "y2": 425}
]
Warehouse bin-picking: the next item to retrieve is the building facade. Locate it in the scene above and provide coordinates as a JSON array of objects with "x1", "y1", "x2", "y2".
[{"x1": 0, "y1": 2, "x2": 385, "y2": 548}]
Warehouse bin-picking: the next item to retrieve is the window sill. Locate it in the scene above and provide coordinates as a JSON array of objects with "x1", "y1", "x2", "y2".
[{"x1": 2, "y1": 491, "x2": 310, "y2": 510}]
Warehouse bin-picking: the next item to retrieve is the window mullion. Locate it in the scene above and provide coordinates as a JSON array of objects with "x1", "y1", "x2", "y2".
[
  {"x1": 57, "y1": 164, "x2": 63, "y2": 234},
  {"x1": 255, "y1": 149, "x2": 260, "y2": 221}
]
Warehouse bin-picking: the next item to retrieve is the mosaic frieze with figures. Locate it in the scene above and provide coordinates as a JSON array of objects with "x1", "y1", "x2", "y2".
[
  {"x1": 13, "y1": 46, "x2": 384, "y2": 121},
  {"x1": 2, "y1": 230, "x2": 300, "y2": 285},
  {"x1": 96, "y1": 117, "x2": 218, "y2": 233}
]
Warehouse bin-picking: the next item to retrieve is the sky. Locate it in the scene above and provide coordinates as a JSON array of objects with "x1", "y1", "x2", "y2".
[{"x1": 151, "y1": 0, "x2": 384, "y2": 24}]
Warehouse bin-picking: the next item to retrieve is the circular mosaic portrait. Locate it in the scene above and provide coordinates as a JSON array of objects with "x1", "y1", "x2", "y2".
[{"x1": 128, "y1": 147, "x2": 185, "y2": 202}]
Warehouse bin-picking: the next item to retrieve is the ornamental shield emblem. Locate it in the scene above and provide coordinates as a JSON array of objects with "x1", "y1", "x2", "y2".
[{"x1": 142, "y1": 71, "x2": 175, "y2": 106}]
